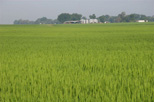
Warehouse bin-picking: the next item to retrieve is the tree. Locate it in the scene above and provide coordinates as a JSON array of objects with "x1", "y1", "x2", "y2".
[
  {"x1": 128, "y1": 14, "x2": 136, "y2": 22},
  {"x1": 52, "y1": 19, "x2": 61, "y2": 24},
  {"x1": 13, "y1": 19, "x2": 34, "y2": 24},
  {"x1": 98, "y1": 15, "x2": 110, "y2": 23},
  {"x1": 140, "y1": 15, "x2": 147, "y2": 20},
  {"x1": 71, "y1": 13, "x2": 82, "y2": 20},
  {"x1": 57, "y1": 13, "x2": 71, "y2": 23},
  {"x1": 89, "y1": 14, "x2": 96, "y2": 19},
  {"x1": 35, "y1": 17, "x2": 48, "y2": 24},
  {"x1": 117, "y1": 12, "x2": 126, "y2": 22},
  {"x1": 133, "y1": 14, "x2": 141, "y2": 20},
  {"x1": 81, "y1": 16, "x2": 87, "y2": 20},
  {"x1": 14, "y1": 12, "x2": 154, "y2": 25},
  {"x1": 98, "y1": 16, "x2": 106, "y2": 23}
]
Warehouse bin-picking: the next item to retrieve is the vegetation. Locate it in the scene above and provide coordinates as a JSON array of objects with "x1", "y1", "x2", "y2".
[
  {"x1": 14, "y1": 12, "x2": 154, "y2": 24},
  {"x1": 14, "y1": 17, "x2": 60, "y2": 25},
  {"x1": 0, "y1": 23, "x2": 154, "y2": 102},
  {"x1": 57, "y1": 13, "x2": 82, "y2": 23},
  {"x1": 89, "y1": 14, "x2": 96, "y2": 19},
  {"x1": 98, "y1": 12, "x2": 154, "y2": 23}
]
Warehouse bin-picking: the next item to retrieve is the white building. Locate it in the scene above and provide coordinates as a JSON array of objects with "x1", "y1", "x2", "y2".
[
  {"x1": 89, "y1": 19, "x2": 98, "y2": 23},
  {"x1": 80, "y1": 19, "x2": 86, "y2": 24},
  {"x1": 64, "y1": 19, "x2": 99, "y2": 24},
  {"x1": 136, "y1": 20, "x2": 148, "y2": 23},
  {"x1": 80, "y1": 19, "x2": 98, "y2": 24},
  {"x1": 85, "y1": 20, "x2": 89, "y2": 24}
]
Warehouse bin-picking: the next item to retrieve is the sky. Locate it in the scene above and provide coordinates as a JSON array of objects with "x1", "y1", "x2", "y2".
[{"x1": 0, "y1": 0, "x2": 154, "y2": 24}]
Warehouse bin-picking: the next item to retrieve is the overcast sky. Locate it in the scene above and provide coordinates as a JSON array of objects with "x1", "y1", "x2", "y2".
[{"x1": 0, "y1": 0, "x2": 154, "y2": 24}]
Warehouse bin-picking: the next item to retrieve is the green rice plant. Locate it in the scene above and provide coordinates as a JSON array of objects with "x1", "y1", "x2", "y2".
[{"x1": 0, "y1": 23, "x2": 154, "y2": 102}]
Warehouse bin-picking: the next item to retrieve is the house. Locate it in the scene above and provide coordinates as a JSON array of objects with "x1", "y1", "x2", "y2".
[{"x1": 136, "y1": 20, "x2": 148, "y2": 23}]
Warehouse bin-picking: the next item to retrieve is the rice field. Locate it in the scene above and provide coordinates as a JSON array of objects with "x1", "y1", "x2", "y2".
[{"x1": 0, "y1": 23, "x2": 154, "y2": 102}]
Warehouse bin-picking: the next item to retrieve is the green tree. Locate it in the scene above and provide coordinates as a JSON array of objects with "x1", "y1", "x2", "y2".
[
  {"x1": 89, "y1": 14, "x2": 96, "y2": 19},
  {"x1": 98, "y1": 16, "x2": 106, "y2": 23},
  {"x1": 71, "y1": 13, "x2": 82, "y2": 20},
  {"x1": 81, "y1": 16, "x2": 87, "y2": 20},
  {"x1": 128, "y1": 14, "x2": 136, "y2": 22},
  {"x1": 98, "y1": 15, "x2": 110, "y2": 23},
  {"x1": 117, "y1": 12, "x2": 126, "y2": 22},
  {"x1": 109, "y1": 16, "x2": 116, "y2": 23},
  {"x1": 140, "y1": 15, "x2": 147, "y2": 20},
  {"x1": 35, "y1": 17, "x2": 48, "y2": 24},
  {"x1": 13, "y1": 19, "x2": 34, "y2": 24},
  {"x1": 57, "y1": 13, "x2": 71, "y2": 23}
]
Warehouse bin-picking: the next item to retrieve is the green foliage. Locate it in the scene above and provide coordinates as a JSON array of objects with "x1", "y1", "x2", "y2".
[
  {"x1": 57, "y1": 13, "x2": 72, "y2": 23},
  {"x1": 35, "y1": 17, "x2": 48, "y2": 24},
  {"x1": 14, "y1": 17, "x2": 60, "y2": 25},
  {"x1": 57, "y1": 13, "x2": 82, "y2": 23},
  {"x1": 98, "y1": 12, "x2": 154, "y2": 23},
  {"x1": 34, "y1": 17, "x2": 60, "y2": 24},
  {"x1": 14, "y1": 19, "x2": 34, "y2": 24},
  {"x1": 98, "y1": 15, "x2": 110, "y2": 23},
  {"x1": 81, "y1": 16, "x2": 87, "y2": 20},
  {"x1": 71, "y1": 13, "x2": 82, "y2": 21},
  {"x1": 13, "y1": 12, "x2": 154, "y2": 25},
  {"x1": 89, "y1": 14, "x2": 96, "y2": 19},
  {"x1": 0, "y1": 23, "x2": 154, "y2": 102}
]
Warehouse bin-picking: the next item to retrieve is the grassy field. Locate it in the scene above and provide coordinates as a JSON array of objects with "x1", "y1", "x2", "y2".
[{"x1": 0, "y1": 23, "x2": 154, "y2": 102}]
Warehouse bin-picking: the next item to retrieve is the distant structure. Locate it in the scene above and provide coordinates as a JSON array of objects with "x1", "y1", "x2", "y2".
[
  {"x1": 80, "y1": 19, "x2": 98, "y2": 24},
  {"x1": 104, "y1": 21, "x2": 110, "y2": 24},
  {"x1": 64, "y1": 21, "x2": 80, "y2": 24},
  {"x1": 64, "y1": 19, "x2": 99, "y2": 24},
  {"x1": 136, "y1": 20, "x2": 148, "y2": 23}
]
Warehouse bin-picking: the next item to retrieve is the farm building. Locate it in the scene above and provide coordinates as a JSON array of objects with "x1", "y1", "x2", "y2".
[
  {"x1": 136, "y1": 20, "x2": 148, "y2": 23},
  {"x1": 64, "y1": 19, "x2": 99, "y2": 24},
  {"x1": 89, "y1": 19, "x2": 98, "y2": 23},
  {"x1": 80, "y1": 19, "x2": 86, "y2": 24},
  {"x1": 85, "y1": 20, "x2": 89, "y2": 24},
  {"x1": 80, "y1": 19, "x2": 98, "y2": 24},
  {"x1": 64, "y1": 21, "x2": 80, "y2": 24},
  {"x1": 104, "y1": 21, "x2": 110, "y2": 23}
]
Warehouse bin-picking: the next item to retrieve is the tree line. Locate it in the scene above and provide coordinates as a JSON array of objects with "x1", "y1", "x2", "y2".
[
  {"x1": 14, "y1": 12, "x2": 154, "y2": 24},
  {"x1": 98, "y1": 12, "x2": 154, "y2": 23},
  {"x1": 14, "y1": 17, "x2": 60, "y2": 24}
]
